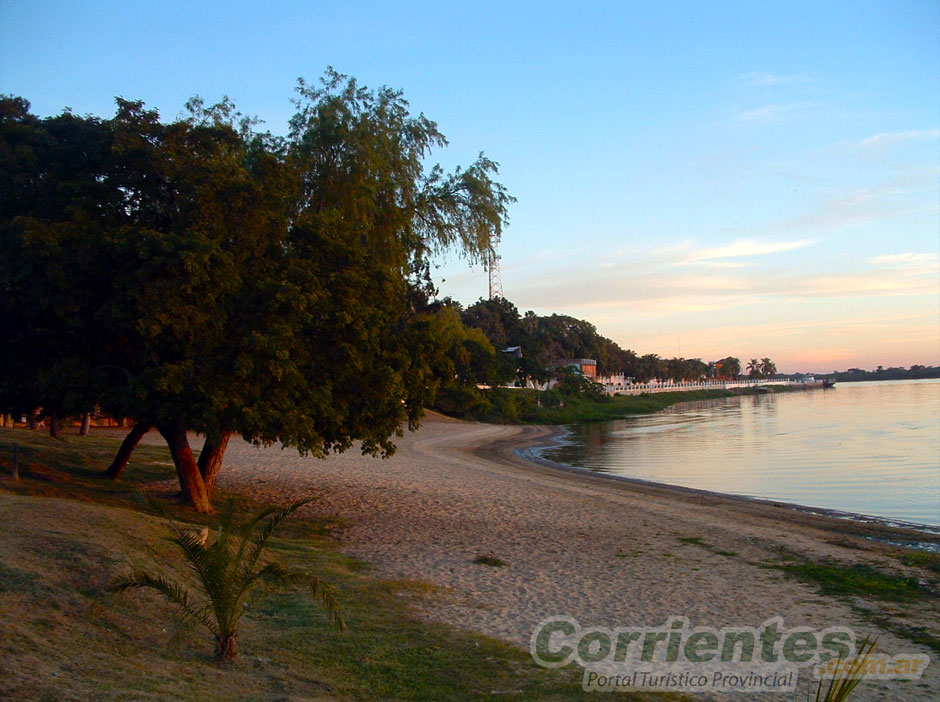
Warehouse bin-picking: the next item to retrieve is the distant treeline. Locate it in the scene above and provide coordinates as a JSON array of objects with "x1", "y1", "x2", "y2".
[
  {"x1": 433, "y1": 296, "x2": 773, "y2": 382},
  {"x1": 816, "y1": 366, "x2": 940, "y2": 382}
]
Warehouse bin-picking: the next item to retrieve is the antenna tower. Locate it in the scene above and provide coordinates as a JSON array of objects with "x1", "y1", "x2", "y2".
[{"x1": 487, "y1": 245, "x2": 504, "y2": 300}]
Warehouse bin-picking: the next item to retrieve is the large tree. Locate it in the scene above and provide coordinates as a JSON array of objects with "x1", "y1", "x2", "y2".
[{"x1": 1, "y1": 72, "x2": 514, "y2": 512}]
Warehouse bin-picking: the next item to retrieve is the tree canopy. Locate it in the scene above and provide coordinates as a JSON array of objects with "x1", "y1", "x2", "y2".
[{"x1": 0, "y1": 71, "x2": 514, "y2": 512}]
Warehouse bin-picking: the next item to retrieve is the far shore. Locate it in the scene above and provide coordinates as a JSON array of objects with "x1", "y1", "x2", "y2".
[{"x1": 132, "y1": 411, "x2": 939, "y2": 702}]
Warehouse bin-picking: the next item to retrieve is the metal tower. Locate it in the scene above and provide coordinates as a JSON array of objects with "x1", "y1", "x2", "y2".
[{"x1": 487, "y1": 246, "x2": 504, "y2": 300}]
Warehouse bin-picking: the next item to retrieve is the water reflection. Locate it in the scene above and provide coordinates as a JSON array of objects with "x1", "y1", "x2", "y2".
[{"x1": 539, "y1": 380, "x2": 940, "y2": 526}]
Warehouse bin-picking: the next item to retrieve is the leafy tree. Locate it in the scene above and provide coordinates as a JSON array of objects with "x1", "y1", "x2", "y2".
[
  {"x1": 2, "y1": 72, "x2": 514, "y2": 512},
  {"x1": 713, "y1": 357, "x2": 741, "y2": 380},
  {"x1": 636, "y1": 354, "x2": 664, "y2": 382},
  {"x1": 0, "y1": 98, "x2": 119, "y2": 436},
  {"x1": 746, "y1": 358, "x2": 762, "y2": 378},
  {"x1": 662, "y1": 357, "x2": 708, "y2": 382},
  {"x1": 112, "y1": 498, "x2": 345, "y2": 661},
  {"x1": 461, "y1": 297, "x2": 521, "y2": 349},
  {"x1": 760, "y1": 358, "x2": 777, "y2": 377}
]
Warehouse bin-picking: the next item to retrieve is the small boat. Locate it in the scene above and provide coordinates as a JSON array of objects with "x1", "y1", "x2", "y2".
[{"x1": 822, "y1": 379, "x2": 836, "y2": 388}]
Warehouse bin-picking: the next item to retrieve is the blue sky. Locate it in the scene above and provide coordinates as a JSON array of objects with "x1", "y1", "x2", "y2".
[{"x1": 2, "y1": 1, "x2": 938, "y2": 371}]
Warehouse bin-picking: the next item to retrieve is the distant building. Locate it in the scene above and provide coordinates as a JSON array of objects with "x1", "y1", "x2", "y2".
[
  {"x1": 502, "y1": 346, "x2": 523, "y2": 358},
  {"x1": 554, "y1": 358, "x2": 597, "y2": 379}
]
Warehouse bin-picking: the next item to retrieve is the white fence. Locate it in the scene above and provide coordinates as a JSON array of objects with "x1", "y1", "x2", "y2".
[{"x1": 605, "y1": 378, "x2": 805, "y2": 396}]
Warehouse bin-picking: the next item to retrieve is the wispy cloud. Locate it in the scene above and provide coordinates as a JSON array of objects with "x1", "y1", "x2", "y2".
[
  {"x1": 857, "y1": 129, "x2": 940, "y2": 148},
  {"x1": 688, "y1": 238, "x2": 816, "y2": 261},
  {"x1": 771, "y1": 182, "x2": 932, "y2": 235},
  {"x1": 736, "y1": 102, "x2": 818, "y2": 123},
  {"x1": 869, "y1": 252, "x2": 938, "y2": 266},
  {"x1": 737, "y1": 71, "x2": 811, "y2": 87}
]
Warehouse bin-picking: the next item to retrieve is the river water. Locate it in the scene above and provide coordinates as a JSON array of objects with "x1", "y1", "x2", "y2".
[{"x1": 534, "y1": 379, "x2": 940, "y2": 527}]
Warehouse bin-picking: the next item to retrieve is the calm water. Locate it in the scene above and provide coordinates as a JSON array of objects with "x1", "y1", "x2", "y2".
[{"x1": 535, "y1": 379, "x2": 940, "y2": 527}]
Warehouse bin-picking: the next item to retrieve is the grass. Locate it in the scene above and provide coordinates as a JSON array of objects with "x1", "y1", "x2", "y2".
[
  {"x1": 677, "y1": 536, "x2": 707, "y2": 546},
  {"x1": 473, "y1": 553, "x2": 507, "y2": 567},
  {"x1": 776, "y1": 562, "x2": 924, "y2": 603},
  {"x1": 896, "y1": 549, "x2": 940, "y2": 575},
  {"x1": 0, "y1": 426, "x2": 691, "y2": 701},
  {"x1": 759, "y1": 548, "x2": 940, "y2": 654},
  {"x1": 676, "y1": 536, "x2": 737, "y2": 558}
]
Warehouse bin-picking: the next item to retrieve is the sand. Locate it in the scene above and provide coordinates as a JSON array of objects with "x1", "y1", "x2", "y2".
[{"x1": 143, "y1": 413, "x2": 939, "y2": 700}]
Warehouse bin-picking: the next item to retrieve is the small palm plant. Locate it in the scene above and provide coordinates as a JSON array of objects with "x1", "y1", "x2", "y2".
[
  {"x1": 809, "y1": 636, "x2": 877, "y2": 702},
  {"x1": 112, "y1": 497, "x2": 345, "y2": 661}
]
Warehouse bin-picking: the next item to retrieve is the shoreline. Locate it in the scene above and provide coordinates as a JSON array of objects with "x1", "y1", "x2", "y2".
[
  {"x1": 211, "y1": 412, "x2": 940, "y2": 701},
  {"x1": 503, "y1": 422, "x2": 940, "y2": 545}
]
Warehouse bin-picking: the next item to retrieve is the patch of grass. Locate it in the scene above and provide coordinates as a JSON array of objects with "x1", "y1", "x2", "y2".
[
  {"x1": 850, "y1": 605, "x2": 940, "y2": 654},
  {"x1": 678, "y1": 536, "x2": 708, "y2": 547},
  {"x1": 896, "y1": 549, "x2": 940, "y2": 575},
  {"x1": 676, "y1": 536, "x2": 737, "y2": 558},
  {"x1": 0, "y1": 560, "x2": 41, "y2": 593},
  {"x1": 473, "y1": 553, "x2": 507, "y2": 567},
  {"x1": 778, "y1": 562, "x2": 924, "y2": 603}
]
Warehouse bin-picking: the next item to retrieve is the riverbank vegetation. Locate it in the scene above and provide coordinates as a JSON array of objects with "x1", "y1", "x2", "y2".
[
  {"x1": 819, "y1": 366, "x2": 940, "y2": 383},
  {"x1": 436, "y1": 382, "x2": 797, "y2": 425}
]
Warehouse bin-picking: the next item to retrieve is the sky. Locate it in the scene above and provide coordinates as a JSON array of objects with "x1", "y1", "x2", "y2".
[{"x1": 2, "y1": 0, "x2": 938, "y2": 373}]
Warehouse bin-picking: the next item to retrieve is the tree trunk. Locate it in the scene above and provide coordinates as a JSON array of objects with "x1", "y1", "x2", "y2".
[
  {"x1": 215, "y1": 632, "x2": 238, "y2": 661},
  {"x1": 2, "y1": 413, "x2": 11, "y2": 428},
  {"x1": 49, "y1": 413, "x2": 61, "y2": 439},
  {"x1": 104, "y1": 421, "x2": 152, "y2": 480},
  {"x1": 28, "y1": 409, "x2": 39, "y2": 430},
  {"x1": 198, "y1": 431, "x2": 231, "y2": 499},
  {"x1": 79, "y1": 412, "x2": 92, "y2": 436},
  {"x1": 158, "y1": 419, "x2": 212, "y2": 513}
]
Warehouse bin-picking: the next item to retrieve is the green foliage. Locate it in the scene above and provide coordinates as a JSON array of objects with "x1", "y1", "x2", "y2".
[
  {"x1": 434, "y1": 385, "x2": 492, "y2": 416},
  {"x1": 896, "y1": 550, "x2": 940, "y2": 574},
  {"x1": 440, "y1": 387, "x2": 734, "y2": 424},
  {"x1": 714, "y1": 356, "x2": 742, "y2": 379},
  {"x1": 823, "y1": 365, "x2": 940, "y2": 382},
  {"x1": 112, "y1": 498, "x2": 345, "y2": 660},
  {"x1": 778, "y1": 562, "x2": 924, "y2": 603},
  {"x1": 1, "y1": 72, "x2": 514, "y2": 509}
]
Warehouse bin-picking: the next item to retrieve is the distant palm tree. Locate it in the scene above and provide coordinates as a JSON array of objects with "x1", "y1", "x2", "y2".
[
  {"x1": 747, "y1": 358, "x2": 762, "y2": 378},
  {"x1": 760, "y1": 358, "x2": 777, "y2": 378},
  {"x1": 112, "y1": 498, "x2": 345, "y2": 661}
]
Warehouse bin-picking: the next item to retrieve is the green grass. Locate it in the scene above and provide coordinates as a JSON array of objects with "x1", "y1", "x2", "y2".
[
  {"x1": 896, "y1": 550, "x2": 940, "y2": 575},
  {"x1": 777, "y1": 562, "x2": 924, "y2": 603},
  {"x1": 0, "y1": 426, "x2": 691, "y2": 701}
]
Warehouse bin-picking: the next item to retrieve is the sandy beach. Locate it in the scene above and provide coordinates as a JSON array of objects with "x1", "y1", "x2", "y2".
[{"x1": 141, "y1": 413, "x2": 938, "y2": 700}]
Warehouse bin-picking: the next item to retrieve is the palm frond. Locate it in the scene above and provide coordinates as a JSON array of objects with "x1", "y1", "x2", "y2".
[
  {"x1": 111, "y1": 572, "x2": 218, "y2": 634},
  {"x1": 246, "y1": 561, "x2": 346, "y2": 631},
  {"x1": 240, "y1": 498, "x2": 317, "y2": 574}
]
